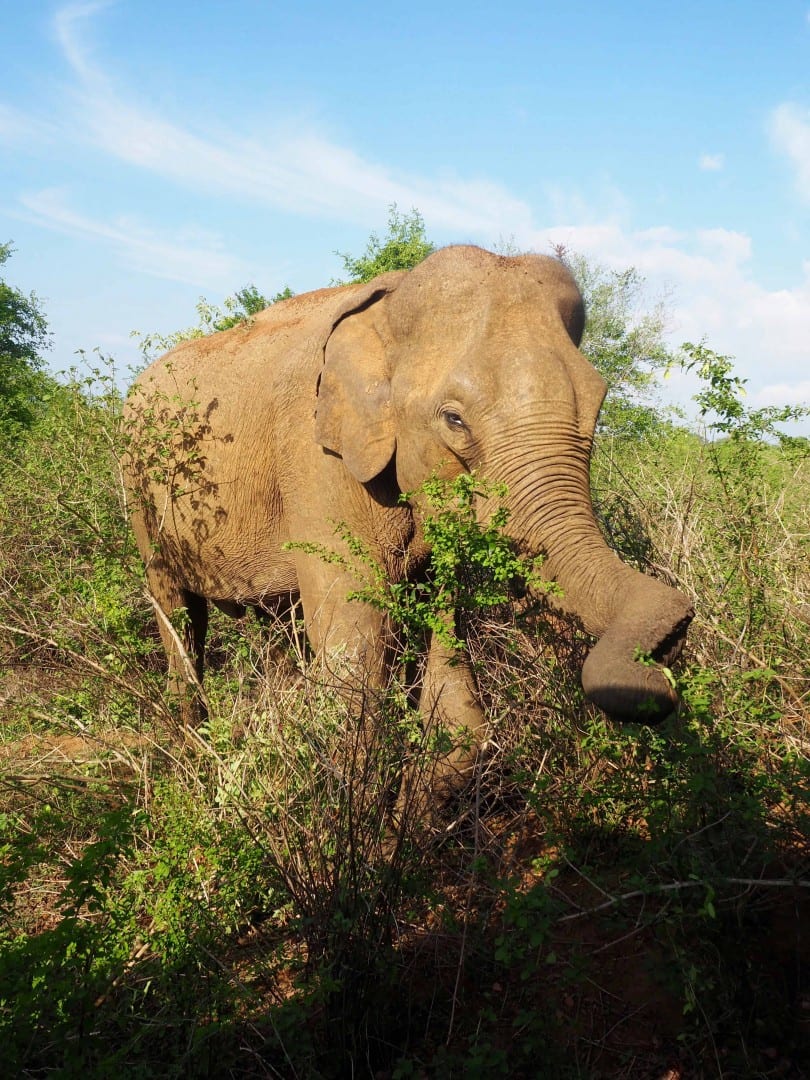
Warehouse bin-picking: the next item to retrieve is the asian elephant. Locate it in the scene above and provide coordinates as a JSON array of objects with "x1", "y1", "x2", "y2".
[{"x1": 124, "y1": 245, "x2": 693, "y2": 785}]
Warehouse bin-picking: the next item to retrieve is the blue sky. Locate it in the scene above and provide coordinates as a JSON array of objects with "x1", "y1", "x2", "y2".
[{"x1": 1, "y1": 1, "x2": 809, "y2": 425}]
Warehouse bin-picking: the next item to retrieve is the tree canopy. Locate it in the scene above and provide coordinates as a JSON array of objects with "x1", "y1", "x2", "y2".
[
  {"x1": 334, "y1": 205, "x2": 435, "y2": 284},
  {"x1": 212, "y1": 283, "x2": 295, "y2": 332},
  {"x1": 556, "y1": 247, "x2": 674, "y2": 438},
  {"x1": 0, "y1": 243, "x2": 51, "y2": 444}
]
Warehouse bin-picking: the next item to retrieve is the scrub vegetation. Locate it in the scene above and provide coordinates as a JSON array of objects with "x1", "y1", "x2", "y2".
[{"x1": 1, "y1": 210, "x2": 808, "y2": 1078}]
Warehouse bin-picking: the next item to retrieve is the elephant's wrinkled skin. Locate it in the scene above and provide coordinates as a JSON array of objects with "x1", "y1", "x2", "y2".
[{"x1": 124, "y1": 246, "x2": 693, "y2": 780}]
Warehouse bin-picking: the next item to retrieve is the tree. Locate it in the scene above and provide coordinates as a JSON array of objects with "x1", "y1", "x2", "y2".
[
  {"x1": 0, "y1": 243, "x2": 51, "y2": 443},
  {"x1": 212, "y1": 283, "x2": 295, "y2": 331},
  {"x1": 334, "y1": 205, "x2": 435, "y2": 284},
  {"x1": 555, "y1": 246, "x2": 674, "y2": 438}
]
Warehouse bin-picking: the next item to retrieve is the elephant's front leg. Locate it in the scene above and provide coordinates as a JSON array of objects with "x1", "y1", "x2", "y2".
[
  {"x1": 295, "y1": 555, "x2": 394, "y2": 702},
  {"x1": 415, "y1": 618, "x2": 487, "y2": 802}
]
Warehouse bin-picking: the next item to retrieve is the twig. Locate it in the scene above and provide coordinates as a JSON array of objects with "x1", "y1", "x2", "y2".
[
  {"x1": 446, "y1": 757, "x2": 484, "y2": 1047},
  {"x1": 558, "y1": 876, "x2": 810, "y2": 923}
]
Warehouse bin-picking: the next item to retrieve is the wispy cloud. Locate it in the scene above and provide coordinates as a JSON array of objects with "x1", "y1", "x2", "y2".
[
  {"x1": 770, "y1": 102, "x2": 810, "y2": 200},
  {"x1": 698, "y1": 153, "x2": 724, "y2": 172},
  {"x1": 0, "y1": 103, "x2": 55, "y2": 147},
  {"x1": 49, "y1": 2, "x2": 534, "y2": 236},
  {"x1": 52, "y1": 0, "x2": 115, "y2": 85},
  {"x1": 18, "y1": 188, "x2": 248, "y2": 287}
]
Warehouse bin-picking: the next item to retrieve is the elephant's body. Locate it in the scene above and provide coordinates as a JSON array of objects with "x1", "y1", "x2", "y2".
[
  {"x1": 125, "y1": 246, "x2": 693, "y2": 779},
  {"x1": 130, "y1": 282, "x2": 411, "y2": 607}
]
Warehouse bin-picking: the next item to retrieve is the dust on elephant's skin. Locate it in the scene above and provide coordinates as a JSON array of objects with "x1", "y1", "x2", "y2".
[{"x1": 123, "y1": 245, "x2": 693, "y2": 787}]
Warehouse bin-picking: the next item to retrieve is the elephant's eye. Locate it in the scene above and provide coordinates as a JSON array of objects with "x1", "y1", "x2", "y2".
[{"x1": 442, "y1": 409, "x2": 466, "y2": 430}]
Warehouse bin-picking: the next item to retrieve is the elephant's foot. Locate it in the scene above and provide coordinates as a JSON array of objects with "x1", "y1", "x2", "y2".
[
  {"x1": 165, "y1": 671, "x2": 209, "y2": 733},
  {"x1": 389, "y1": 712, "x2": 487, "y2": 844}
]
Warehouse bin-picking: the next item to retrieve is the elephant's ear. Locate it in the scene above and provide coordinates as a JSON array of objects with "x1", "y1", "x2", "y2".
[{"x1": 315, "y1": 292, "x2": 397, "y2": 484}]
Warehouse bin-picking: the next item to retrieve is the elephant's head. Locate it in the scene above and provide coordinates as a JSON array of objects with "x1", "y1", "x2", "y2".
[{"x1": 315, "y1": 245, "x2": 693, "y2": 721}]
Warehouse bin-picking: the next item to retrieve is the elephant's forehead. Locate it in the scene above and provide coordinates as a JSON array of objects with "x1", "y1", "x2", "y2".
[
  {"x1": 404, "y1": 274, "x2": 571, "y2": 353},
  {"x1": 393, "y1": 295, "x2": 573, "y2": 375},
  {"x1": 388, "y1": 249, "x2": 578, "y2": 325}
]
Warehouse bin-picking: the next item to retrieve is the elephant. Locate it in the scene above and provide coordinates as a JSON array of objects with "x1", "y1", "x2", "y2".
[{"x1": 123, "y1": 245, "x2": 693, "y2": 788}]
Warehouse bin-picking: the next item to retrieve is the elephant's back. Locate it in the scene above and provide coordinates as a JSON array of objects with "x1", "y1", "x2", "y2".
[{"x1": 127, "y1": 282, "x2": 366, "y2": 417}]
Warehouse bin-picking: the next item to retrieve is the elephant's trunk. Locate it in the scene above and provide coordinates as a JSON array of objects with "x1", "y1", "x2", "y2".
[{"x1": 485, "y1": 422, "x2": 693, "y2": 722}]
